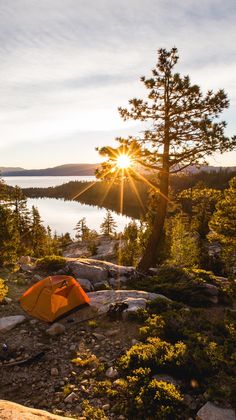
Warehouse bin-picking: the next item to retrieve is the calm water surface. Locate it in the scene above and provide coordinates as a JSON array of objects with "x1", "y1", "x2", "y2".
[
  {"x1": 4, "y1": 176, "x2": 132, "y2": 236},
  {"x1": 27, "y1": 198, "x2": 131, "y2": 237},
  {"x1": 3, "y1": 175, "x2": 96, "y2": 188}
]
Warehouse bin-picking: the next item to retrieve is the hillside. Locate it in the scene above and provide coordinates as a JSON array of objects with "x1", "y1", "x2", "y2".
[
  {"x1": 2, "y1": 163, "x2": 99, "y2": 176},
  {"x1": 0, "y1": 167, "x2": 25, "y2": 174}
]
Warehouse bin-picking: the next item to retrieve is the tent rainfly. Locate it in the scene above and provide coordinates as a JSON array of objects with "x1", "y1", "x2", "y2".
[{"x1": 20, "y1": 275, "x2": 90, "y2": 322}]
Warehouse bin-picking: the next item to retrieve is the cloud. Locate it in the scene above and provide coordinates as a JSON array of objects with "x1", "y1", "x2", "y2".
[{"x1": 0, "y1": 0, "x2": 235, "y2": 166}]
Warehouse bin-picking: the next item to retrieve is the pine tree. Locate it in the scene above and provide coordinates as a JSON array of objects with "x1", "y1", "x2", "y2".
[
  {"x1": 30, "y1": 206, "x2": 48, "y2": 257},
  {"x1": 170, "y1": 213, "x2": 200, "y2": 267},
  {"x1": 97, "y1": 48, "x2": 235, "y2": 272},
  {"x1": 208, "y1": 177, "x2": 236, "y2": 275},
  {"x1": 179, "y1": 183, "x2": 221, "y2": 239},
  {"x1": 100, "y1": 210, "x2": 117, "y2": 237},
  {"x1": 119, "y1": 221, "x2": 141, "y2": 266},
  {"x1": 0, "y1": 205, "x2": 20, "y2": 266},
  {"x1": 9, "y1": 186, "x2": 31, "y2": 254},
  {"x1": 74, "y1": 217, "x2": 90, "y2": 241},
  {"x1": 0, "y1": 176, "x2": 8, "y2": 203}
]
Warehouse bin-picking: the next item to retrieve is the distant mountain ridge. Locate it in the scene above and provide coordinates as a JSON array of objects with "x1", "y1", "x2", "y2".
[
  {"x1": 0, "y1": 166, "x2": 25, "y2": 174},
  {"x1": 1, "y1": 163, "x2": 99, "y2": 176},
  {"x1": 1, "y1": 163, "x2": 235, "y2": 176}
]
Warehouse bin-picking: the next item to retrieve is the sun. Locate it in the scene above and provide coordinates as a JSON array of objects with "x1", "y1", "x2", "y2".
[{"x1": 116, "y1": 154, "x2": 132, "y2": 169}]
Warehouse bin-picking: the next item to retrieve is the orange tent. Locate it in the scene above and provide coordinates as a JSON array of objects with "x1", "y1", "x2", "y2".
[{"x1": 20, "y1": 275, "x2": 90, "y2": 322}]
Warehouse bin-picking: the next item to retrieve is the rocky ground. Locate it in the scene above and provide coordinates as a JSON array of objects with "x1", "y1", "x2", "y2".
[
  {"x1": 0, "y1": 307, "x2": 140, "y2": 419},
  {"x1": 0, "y1": 261, "x2": 155, "y2": 419},
  {"x1": 0, "y1": 258, "x2": 235, "y2": 419}
]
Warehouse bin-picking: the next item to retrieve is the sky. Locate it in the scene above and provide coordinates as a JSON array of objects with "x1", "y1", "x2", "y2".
[{"x1": 0, "y1": 0, "x2": 235, "y2": 169}]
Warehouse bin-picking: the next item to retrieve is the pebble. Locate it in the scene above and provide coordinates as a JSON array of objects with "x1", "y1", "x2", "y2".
[
  {"x1": 50, "y1": 367, "x2": 59, "y2": 376},
  {"x1": 105, "y1": 329, "x2": 119, "y2": 337},
  {"x1": 105, "y1": 366, "x2": 118, "y2": 379},
  {"x1": 102, "y1": 404, "x2": 110, "y2": 411},
  {"x1": 93, "y1": 332, "x2": 106, "y2": 341},
  {"x1": 70, "y1": 344, "x2": 76, "y2": 351},
  {"x1": 46, "y1": 323, "x2": 65, "y2": 336},
  {"x1": 131, "y1": 339, "x2": 140, "y2": 345},
  {"x1": 64, "y1": 391, "x2": 77, "y2": 403},
  {"x1": 3, "y1": 297, "x2": 12, "y2": 304}
]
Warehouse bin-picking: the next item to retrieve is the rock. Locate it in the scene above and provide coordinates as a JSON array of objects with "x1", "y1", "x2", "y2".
[
  {"x1": 93, "y1": 238, "x2": 117, "y2": 260},
  {"x1": 102, "y1": 404, "x2": 110, "y2": 411},
  {"x1": 64, "y1": 392, "x2": 77, "y2": 403},
  {"x1": 0, "y1": 315, "x2": 26, "y2": 333},
  {"x1": 131, "y1": 339, "x2": 141, "y2": 345},
  {"x1": 2, "y1": 297, "x2": 12, "y2": 304},
  {"x1": 88, "y1": 290, "x2": 169, "y2": 315},
  {"x1": 109, "y1": 276, "x2": 128, "y2": 288},
  {"x1": 92, "y1": 333, "x2": 106, "y2": 341},
  {"x1": 32, "y1": 274, "x2": 43, "y2": 282},
  {"x1": 51, "y1": 367, "x2": 59, "y2": 376},
  {"x1": 205, "y1": 284, "x2": 219, "y2": 296},
  {"x1": 77, "y1": 278, "x2": 94, "y2": 292},
  {"x1": 0, "y1": 399, "x2": 74, "y2": 419},
  {"x1": 105, "y1": 367, "x2": 118, "y2": 379},
  {"x1": 70, "y1": 344, "x2": 76, "y2": 351},
  {"x1": 19, "y1": 256, "x2": 31, "y2": 265},
  {"x1": 68, "y1": 260, "x2": 108, "y2": 283},
  {"x1": 93, "y1": 282, "x2": 110, "y2": 291},
  {"x1": 46, "y1": 323, "x2": 65, "y2": 336},
  {"x1": 197, "y1": 402, "x2": 235, "y2": 420},
  {"x1": 105, "y1": 329, "x2": 119, "y2": 337},
  {"x1": 122, "y1": 297, "x2": 148, "y2": 319},
  {"x1": 20, "y1": 264, "x2": 33, "y2": 272}
]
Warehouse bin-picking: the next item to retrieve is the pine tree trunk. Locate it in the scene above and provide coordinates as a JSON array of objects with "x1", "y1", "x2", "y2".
[{"x1": 137, "y1": 169, "x2": 170, "y2": 272}]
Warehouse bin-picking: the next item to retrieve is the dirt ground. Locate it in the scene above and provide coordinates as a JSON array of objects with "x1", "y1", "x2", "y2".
[{"x1": 0, "y1": 280, "x2": 140, "y2": 419}]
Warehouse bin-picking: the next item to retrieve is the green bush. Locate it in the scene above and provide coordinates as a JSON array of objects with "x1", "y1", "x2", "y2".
[
  {"x1": 147, "y1": 297, "x2": 184, "y2": 314},
  {"x1": 128, "y1": 266, "x2": 231, "y2": 307},
  {"x1": 0, "y1": 278, "x2": 8, "y2": 302},
  {"x1": 139, "y1": 315, "x2": 165, "y2": 339},
  {"x1": 122, "y1": 368, "x2": 183, "y2": 419},
  {"x1": 119, "y1": 337, "x2": 187, "y2": 373},
  {"x1": 82, "y1": 400, "x2": 108, "y2": 419},
  {"x1": 36, "y1": 255, "x2": 66, "y2": 271},
  {"x1": 134, "y1": 379, "x2": 183, "y2": 419}
]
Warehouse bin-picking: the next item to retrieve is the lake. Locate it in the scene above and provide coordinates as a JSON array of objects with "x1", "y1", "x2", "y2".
[
  {"x1": 3, "y1": 175, "x2": 96, "y2": 188},
  {"x1": 3, "y1": 176, "x2": 132, "y2": 236}
]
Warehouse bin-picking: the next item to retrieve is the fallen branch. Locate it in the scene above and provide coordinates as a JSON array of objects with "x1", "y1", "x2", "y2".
[{"x1": 0, "y1": 351, "x2": 46, "y2": 367}]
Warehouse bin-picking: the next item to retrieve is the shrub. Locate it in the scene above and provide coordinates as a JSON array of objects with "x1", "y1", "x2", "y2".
[
  {"x1": 87, "y1": 319, "x2": 97, "y2": 328},
  {"x1": 119, "y1": 337, "x2": 187, "y2": 373},
  {"x1": 0, "y1": 278, "x2": 8, "y2": 302},
  {"x1": 139, "y1": 315, "x2": 165, "y2": 339},
  {"x1": 36, "y1": 255, "x2": 66, "y2": 271},
  {"x1": 71, "y1": 353, "x2": 99, "y2": 367},
  {"x1": 147, "y1": 298, "x2": 184, "y2": 314},
  {"x1": 82, "y1": 400, "x2": 108, "y2": 420},
  {"x1": 123, "y1": 368, "x2": 183, "y2": 419},
  {"x1": 133, "y1": 379, "x2": 183, "y2": 419},
  {"x1": 128, "y1": 266, "x2": 231, "y2": 307}
]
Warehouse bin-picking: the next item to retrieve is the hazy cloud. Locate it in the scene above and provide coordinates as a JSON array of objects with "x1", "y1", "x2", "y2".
[{"x1": 0, "y1": 0, "x2": 235, "y2": 167}]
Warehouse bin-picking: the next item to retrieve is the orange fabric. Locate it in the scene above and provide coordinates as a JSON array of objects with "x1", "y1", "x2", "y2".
[{"x1": 19, "y1": 275, "x2": 90, "y2": 322}]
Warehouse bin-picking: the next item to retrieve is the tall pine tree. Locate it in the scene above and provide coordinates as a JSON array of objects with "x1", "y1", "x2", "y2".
[{"x1": 98, "y1": 48, "x2": 236, "y2": 271}]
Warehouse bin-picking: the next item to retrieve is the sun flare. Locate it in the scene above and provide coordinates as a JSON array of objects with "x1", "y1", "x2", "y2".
[{"x1": 116, "y1": 154, "x2": 132, "y2": 169}]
